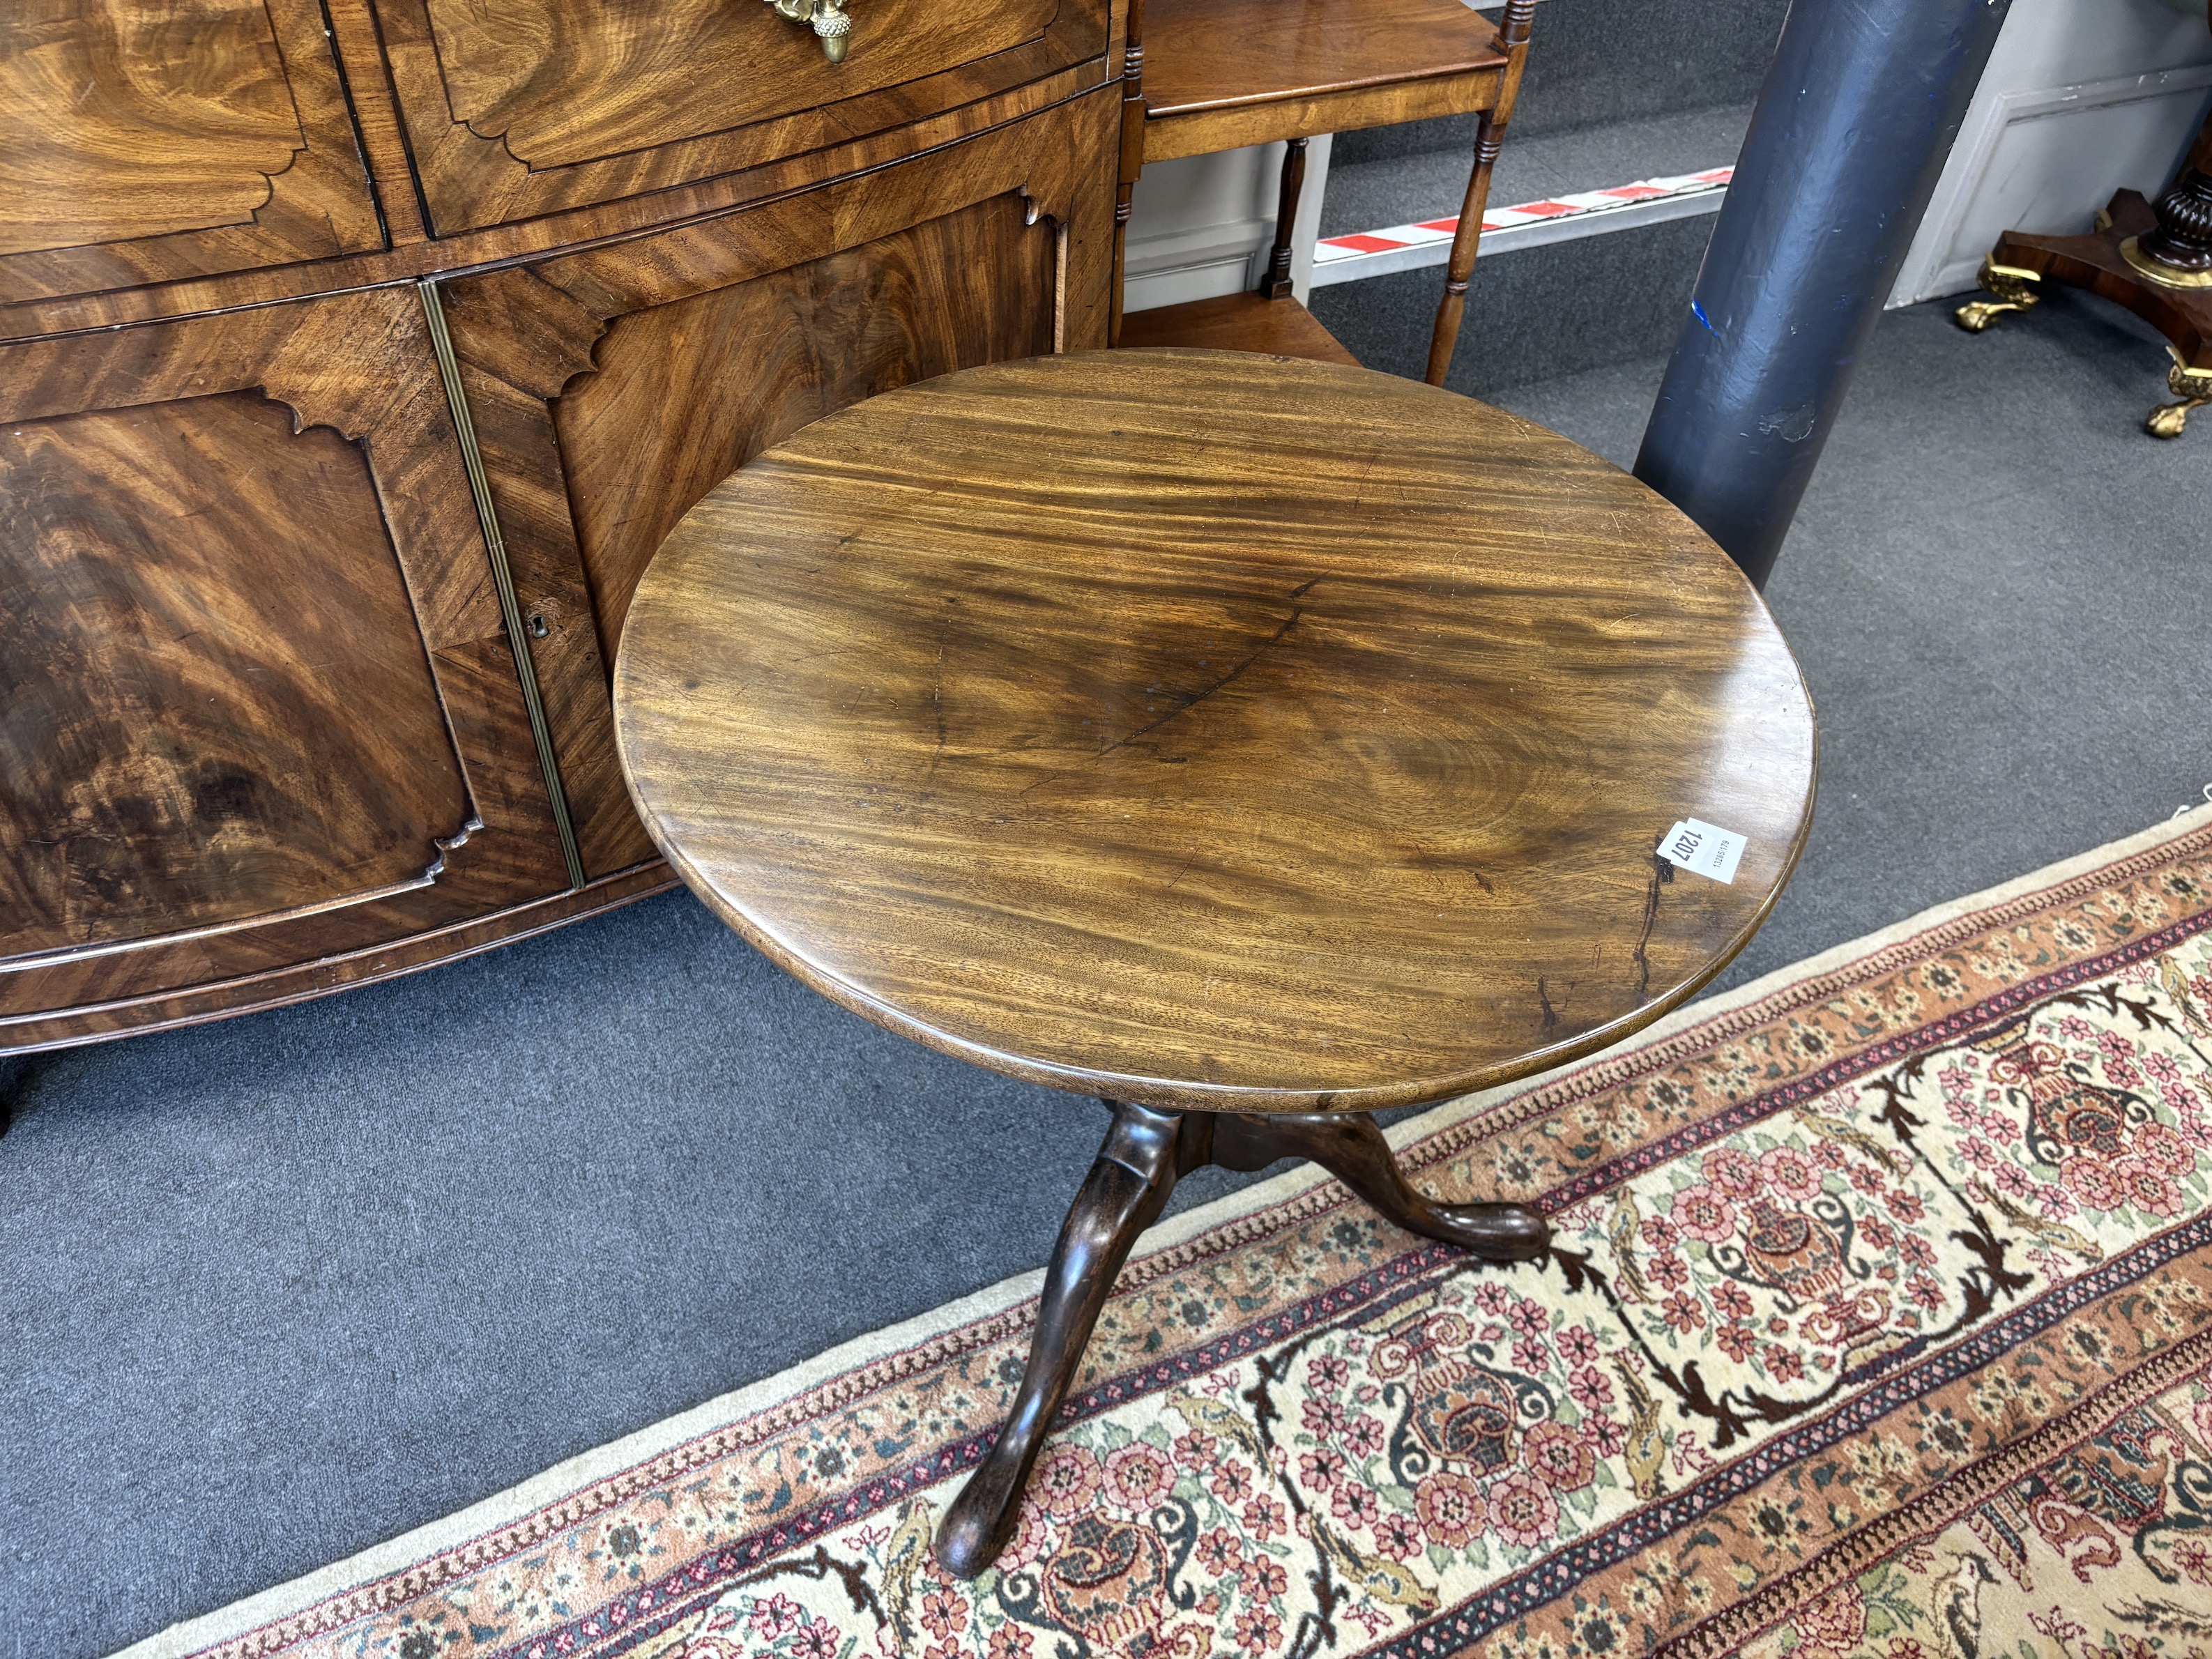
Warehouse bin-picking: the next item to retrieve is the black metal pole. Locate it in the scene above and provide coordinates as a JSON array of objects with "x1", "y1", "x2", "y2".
[{"x1": 1633, "y1": 0, "x2": 2013, "y2": 588}]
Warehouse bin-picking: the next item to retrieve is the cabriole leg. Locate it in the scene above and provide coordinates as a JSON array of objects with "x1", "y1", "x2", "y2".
[
  {"x1": 1211, "y1": 1110, "x2": 1550, "y2": 1259},
  {"x1": 933, "y1": 1100, "x2": 1188, "y2": 1576}
]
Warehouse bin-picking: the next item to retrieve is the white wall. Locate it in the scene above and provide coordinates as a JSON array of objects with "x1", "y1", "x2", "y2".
[
  {"x1": 1892, "y1": 0, "x2": 2212, "y2": 306},
  {"x1": 1121, "y1": 137, "x2": 1336, "y2": 313}
]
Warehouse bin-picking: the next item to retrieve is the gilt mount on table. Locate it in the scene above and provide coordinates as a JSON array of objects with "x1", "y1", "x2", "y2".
[{"x1": 1955, "y1": 112, "x2": 2212, "y2": 438}]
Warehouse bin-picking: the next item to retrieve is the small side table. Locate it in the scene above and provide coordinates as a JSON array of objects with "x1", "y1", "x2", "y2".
[{"x1": 613, "y1": 350, "x2": 1817, "y2": 1577}]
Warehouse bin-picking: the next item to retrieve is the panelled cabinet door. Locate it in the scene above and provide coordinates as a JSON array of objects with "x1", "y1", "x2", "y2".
[
  {"x1": 438, "y1": 89, "x2": 1119, "y2": 878},
  {"x1": 374, "y1": 0, "x2": 1110, "y2": 234},
  {"x1": 0, "y1": 0, "x2": 383, "y2": 305},
  {"x1": 0, "y1": 289, "x2": 569, "y2": 1046}
]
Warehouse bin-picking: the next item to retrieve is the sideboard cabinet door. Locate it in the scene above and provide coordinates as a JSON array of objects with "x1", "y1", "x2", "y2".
[
  {"x1": 374, "y1": 0, "x2": 1109, "y2": 234},
  {"x1": 0, "y1": 0, "x2": 383, "y2": 307},
  {"x1": 438, "y1": 89, "x2": 1119, "y2": 878},
  {"x1": 0, "y1": 289, "x2": 570, "y2": 1046}
]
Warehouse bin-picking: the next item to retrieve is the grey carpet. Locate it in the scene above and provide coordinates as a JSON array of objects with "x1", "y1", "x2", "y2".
[
  {"x1": 1312, "y1": 208, "x2": 1723, "y2": 391},
  {"x1": 5, "y1": 285, "x2": 2209, "y2": 1659}
]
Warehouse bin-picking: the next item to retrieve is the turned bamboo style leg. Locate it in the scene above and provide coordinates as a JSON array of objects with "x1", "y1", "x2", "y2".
[
  {"x1": 1427, "y1": 0, "x2": 1535, "y2": 384},
  {"x1": 1110, "y1": 181, "x2": 1137, "y2": 349},
  {"x1": 1259, "y1": 137, "x2": 1309, "y2": 300},
  {"x1": 1107, "y1": 4, "x2": 1149, "y2": 348},
  {"x1": 934, "y1": 1101, "x2": 1188, "y2": 1576},
  {"x1": 1427, "y1": 114, "x2": 1504, "y2": 386}
]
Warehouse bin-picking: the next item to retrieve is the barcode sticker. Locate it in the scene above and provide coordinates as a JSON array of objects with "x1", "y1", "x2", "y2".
[{"x1": 1658, "y1": 818, "x2": 1746, "y2": 885}]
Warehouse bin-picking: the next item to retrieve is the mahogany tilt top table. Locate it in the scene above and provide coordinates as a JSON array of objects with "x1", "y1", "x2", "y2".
[{"x1": 612, "y1": 349, "x2": 1817, "y2": 1576}]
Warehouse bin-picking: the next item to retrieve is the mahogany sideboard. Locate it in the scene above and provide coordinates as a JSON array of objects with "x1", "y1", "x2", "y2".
[{"x1": 1, "y1": 0, "x2": 1120, "y2": 1053}]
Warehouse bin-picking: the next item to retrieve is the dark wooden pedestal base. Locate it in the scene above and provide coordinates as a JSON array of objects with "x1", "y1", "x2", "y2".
[
  {"x1": 933, "y1": 1099, "x2": 1550, "y2": 1577},
  {"x1": 1956, "y1": 189, "x2": 2212, "y2": 438}
]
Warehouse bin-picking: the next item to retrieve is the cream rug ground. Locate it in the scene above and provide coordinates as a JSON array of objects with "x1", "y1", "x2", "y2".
[{"x1": 123, "y1": 811, "x2": 2212, "y2": 1659}]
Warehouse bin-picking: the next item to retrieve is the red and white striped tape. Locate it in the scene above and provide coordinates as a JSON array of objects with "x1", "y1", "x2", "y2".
[{"x1": 1311, "y1": 166, "x2": 1733, "y2": 282}]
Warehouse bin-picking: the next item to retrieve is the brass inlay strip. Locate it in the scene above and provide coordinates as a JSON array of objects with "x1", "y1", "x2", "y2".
[
  {"x1": 417, "y1": 278, "x2": 589, "y2": 892},
  {"x1": 1, "y1": 819, "x2": 487, "y2": 974}
]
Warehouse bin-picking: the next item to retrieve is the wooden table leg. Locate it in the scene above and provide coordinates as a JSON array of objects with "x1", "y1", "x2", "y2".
[
  {"x1": 1211, "y1": 1110, "x2": 1550, "y2": 1260},
  {"x1": 933, "y1": 1099, "x2": 1548, "y2": 1576},
  {"x1": 933, "y1": 1101, "x2": 1191, "y2": 1577}
]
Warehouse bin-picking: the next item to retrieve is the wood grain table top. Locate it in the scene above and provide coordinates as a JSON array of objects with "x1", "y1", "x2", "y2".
[{"x1": 614, "y1": 350, "x2": 1817, "y2": 1112}]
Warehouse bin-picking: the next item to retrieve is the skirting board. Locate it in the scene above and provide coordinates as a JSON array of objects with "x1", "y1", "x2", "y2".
[
  {"x1": 1892, "y1": 0, "x2": 2212, "y2": 311},
  {"x1": 1124, "y1": 137, "x2": 1336, "y2": 315}
]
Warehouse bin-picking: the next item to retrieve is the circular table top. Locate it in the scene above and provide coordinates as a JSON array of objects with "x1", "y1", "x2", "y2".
[{"x1": 614, "y1": 349, "x2": 1816, "y2": 1113}]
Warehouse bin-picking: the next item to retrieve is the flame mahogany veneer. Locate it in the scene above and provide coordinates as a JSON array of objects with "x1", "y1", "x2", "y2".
[{"x1": 0, "y1": 1, "x2": 1118, "y2": 1054}]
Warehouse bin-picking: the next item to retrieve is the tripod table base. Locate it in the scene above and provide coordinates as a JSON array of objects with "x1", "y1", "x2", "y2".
[{"x1": 933, "y1": 1101, "x2": 1550, "y2": 1577}]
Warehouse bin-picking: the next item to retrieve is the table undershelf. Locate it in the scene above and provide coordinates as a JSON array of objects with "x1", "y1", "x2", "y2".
[{"x1": 1115, "y1": 292, "x2": 1361, "y2": 366}]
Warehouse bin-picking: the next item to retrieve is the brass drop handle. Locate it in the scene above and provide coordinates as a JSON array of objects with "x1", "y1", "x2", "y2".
[{"x1": 767, "y1": 0, "x2": 853, "y2": 62}]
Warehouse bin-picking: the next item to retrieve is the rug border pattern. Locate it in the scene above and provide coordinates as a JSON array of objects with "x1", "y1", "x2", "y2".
[{"x1": 1652, "y1": 1322, "x2": 2212, "y2": 1659}]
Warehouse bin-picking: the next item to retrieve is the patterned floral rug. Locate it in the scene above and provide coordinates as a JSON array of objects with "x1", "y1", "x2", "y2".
[{"x1": 127, "y1": 813, "x2": 2212, "y2": 1659}]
